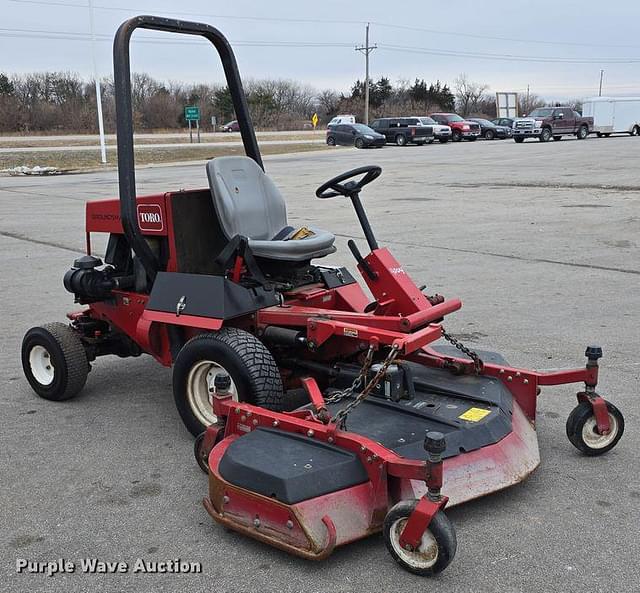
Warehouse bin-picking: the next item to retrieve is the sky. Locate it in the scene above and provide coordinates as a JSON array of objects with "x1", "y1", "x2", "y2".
[{"x1": 2, "y1": 0, "x2": 640, "y2": 101}]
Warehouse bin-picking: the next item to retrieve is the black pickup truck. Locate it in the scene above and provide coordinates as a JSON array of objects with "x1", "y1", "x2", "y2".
[{"x1": 370, "y1": 117, "x2": 433, "y2": 146}]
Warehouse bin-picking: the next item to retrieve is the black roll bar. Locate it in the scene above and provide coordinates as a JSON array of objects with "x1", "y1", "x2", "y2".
[{"x1": 113, "y1": 15, "x2": 263, "y2": 282}]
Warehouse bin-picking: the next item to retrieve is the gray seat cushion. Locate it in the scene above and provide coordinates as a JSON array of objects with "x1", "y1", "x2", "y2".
[{"x1": 206, "y1": 156, "x2": 336, "y2": 262}]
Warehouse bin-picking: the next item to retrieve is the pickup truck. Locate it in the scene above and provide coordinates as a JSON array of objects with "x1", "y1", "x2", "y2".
[
  {"x1": 429, "y1": 113, "x2": 481, "y2": 141},
  {"x1": 369, "y1": 117, "x2": 434, "y2": 146},
  {"x1": 512, "y1": 107, "x2": 593, "y2": 143}
]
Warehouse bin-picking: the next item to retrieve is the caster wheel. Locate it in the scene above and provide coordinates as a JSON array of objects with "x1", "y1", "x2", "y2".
[
  {"x1": 194, "y1": 432, "x2": 210, "y2": 473},
  {"x1": 383, "y1": 500, "x2": 456, "y2": 576},
  {"x1": 566, "y1": 401, "x2": 624, "y2": 456}
]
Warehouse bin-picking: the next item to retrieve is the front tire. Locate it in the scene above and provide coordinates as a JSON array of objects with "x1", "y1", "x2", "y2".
[
  {"x1": 395, "y1": 134, "x2": 407, "y2": 146},
  {"x1": 514, "y1": 136, "x2": 525, "y2": 143},
  {"x1": 451, "y1": 130, "x2": 461, "y2": 142},
  {"x1": 354, "y1": 137, "x2": 364, "y2": 149},
  {"x1": 566, "y1": 400, "x2": 624, "y2": 456},
  {"x1": 577, "y1": 125, "x2": 588, "y2": 140},
  {"x1": 22, "y1": 323, "x2": 89, "y2": 401},
  {"x1": 484, "y1": 129, "x2": 494, "y2": 140},
  {"x1": 173, "y1": 328, "x2": 284, "y2": 436},
  {"x1": 383, "y1": 501, "x2": 456, "y2": 576},
  {"x1": 326, "y1": 136, "x2": 336, "y2": 146},
  {"x1": 632, "y1": 126, "x2": 639, "y2": 136},
  {"x1": 539, "y1": 127, "x2": 552, "y2": 142}
]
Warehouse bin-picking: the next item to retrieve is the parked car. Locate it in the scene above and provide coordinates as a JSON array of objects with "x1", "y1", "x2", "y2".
[
  {"x1": 327, "y1": 114, "x2": 356, "y2": 127},
  {"x1": 369, "y1": 117, "x2": 433, "y2": 146},
  {"x1": 582, "y1": 96, "x2": 640, "y2": 137},
  {"x1": 467, "y1": 118, "x2": 513, "y2": 140},
  {"x1": 326, "y1": 123, "x2": 386, "y2": 148},
  {"x1": 419, "y1": 116, "x2": 452, "y2": 143},
  {"x1": 512, "y1": 107, "x2": 593, "y2": 142},
  {"x1": 429, "y1": 113, "x2": 481, "y2": 141},
  {"x1": 492, "y1": 117, "x2": 514, "y2": 128},
  {"x1": 221, "y1": 120, "x2": 240, "y2": 132}
]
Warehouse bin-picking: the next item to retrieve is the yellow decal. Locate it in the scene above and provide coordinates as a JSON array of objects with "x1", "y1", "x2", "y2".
[
  {"x1": 343, "y1": 327, "x2": 359, "y2": 338},
  {"x1": 458, "y1": 407, "x2": 491, "y2": 422}
]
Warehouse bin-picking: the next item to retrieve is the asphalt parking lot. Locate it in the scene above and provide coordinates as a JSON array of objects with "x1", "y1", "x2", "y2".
[{"x1": 1, "y1": 135, "x2": 639, "y2": 593}]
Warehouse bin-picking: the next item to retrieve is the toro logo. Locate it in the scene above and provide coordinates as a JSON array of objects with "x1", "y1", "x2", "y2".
[{"x1": 137, "y1": 204, "x2": 164, "y2": 232}]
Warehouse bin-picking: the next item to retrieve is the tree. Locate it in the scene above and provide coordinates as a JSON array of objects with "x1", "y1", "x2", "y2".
[
  {"x1": 0, "y1": 73, "x2": 14, "y2": 96},
  {"x1": 454, "y1": 73, "x2": 489, "y2": 116}
]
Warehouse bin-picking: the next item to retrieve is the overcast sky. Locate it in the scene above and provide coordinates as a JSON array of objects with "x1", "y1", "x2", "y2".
[{"x1": 2, "y1": 0, "x2": 640, "y2": 100}]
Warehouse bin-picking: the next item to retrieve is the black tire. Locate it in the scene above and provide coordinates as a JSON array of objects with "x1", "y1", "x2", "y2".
[
  {"x1": 467, "y1": 136, "x2": 477, "y2": 141},
  {"x1": 326, "y1": 136, "x2": 336, "y2": 146},
  {"x1": 415, "y1": 140, "x2": 426, "y2": 146},
  {"x1": 632, "y1": 126, "x2": 639, "y2": 136},
  {"x1": 577, "y1": 125, "x2": 589, "y2": 140},
  {"x1": 514, "y1": 137, "x2": 525, "y2": 143},
  {"x1": 484, "y1": 129, "x2": 495, "y2": 140},
  {"x1": 539, "y1": 127, "x2": 552, "y2": 142},
  {"x1": 173, "y1": 328, "x2": 284, "y2": 436},
  {"x1": 553, "y1": 135, "x2": 562, "y2": 141},
  {"x1": 603, "y1": 133, "x2": 611, "y2": 137},
  {"x1": 451, "y1": 130, "x2": 461, "y2": 142},
  {"x1": 427, "y1": 138, "x2": 434, "y2": 144},
  {"x1": 566, "y1": 400, "x2": 624, "y2": 456},
  {"x1": 438, "y1": 138, "x2": 449, "y2": 144},
  {"x1": 21, "y1": 323, "x2": 89, "y2": 401},
  {"x1": 395, "y1": 134, "x2": 407, "y2": 146},
  {"x1": 596, "y1": 132, "x2": 603, "y2": 138},
  {"x1": 354, "y1": 137, "x2": 364, "y2": 149},
  {"x1": 383, "y1": 501, "x2": 456, "y2": 576}
]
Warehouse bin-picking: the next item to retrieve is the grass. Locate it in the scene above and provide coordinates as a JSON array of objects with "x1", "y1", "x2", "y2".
[
  {"x1": 0, "y1": 131, "x2": 323, "y2": 148},
  {"x1": 0, "y1": 142, "x2": 330, "y2": 171}
]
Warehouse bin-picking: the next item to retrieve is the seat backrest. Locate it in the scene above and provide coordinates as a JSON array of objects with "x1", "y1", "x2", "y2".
[{"x1": 206, "y1": 156, "x2": 287, "y2": 241}]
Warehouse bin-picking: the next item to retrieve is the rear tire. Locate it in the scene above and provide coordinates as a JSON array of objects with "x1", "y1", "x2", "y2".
[
  {"x1": 173, "y1": 328, "x2": 284, "y2": 436},
  {"x1": 577, "y1": 125, "x2": 588, "y2": 140},
  {"x1": 632, "y1": 126, "x2": 639, "y2": 136},
  {"x1": 383, "y1": 501, "x2": 457, "y2": 576},
  {"x1": 22, "y1": 323, "x2": 89, "y2": 401},
  {"x1": 326, "y1": 136, "x2": 336, "y2": 146},
  {"x1": 395, "y1": 134, "x2": 407, "y2": 146},
  {"x1": 553, "y1": 135, "x2": 562, "y2": 141}
]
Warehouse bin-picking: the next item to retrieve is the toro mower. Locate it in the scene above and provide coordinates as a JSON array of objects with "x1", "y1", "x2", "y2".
[{"x1": 21, "y1": 16, "x2": 624, "y2": 576}]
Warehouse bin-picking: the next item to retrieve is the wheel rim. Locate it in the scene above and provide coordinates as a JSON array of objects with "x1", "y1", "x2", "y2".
[
  {"x1": 29, "y1": 345, "x2": 55, "y2": 386},
  {"x1": 186, "y1": 360, "x2": 238, "y2": 426},
  {"x1": 389, "y1": 517, "x2": 438, "y2": 569},
  {"x1": 582, "y1": 413, "x2": 619, "y2": 449}
]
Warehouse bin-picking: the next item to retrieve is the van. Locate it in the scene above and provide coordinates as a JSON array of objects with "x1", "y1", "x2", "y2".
[
  {"x1": 327, "y1": 114, "x2": 356, "y2": 127},
  {"x1": 582, "y1": 97, "x2": 640, "y2": 137}
]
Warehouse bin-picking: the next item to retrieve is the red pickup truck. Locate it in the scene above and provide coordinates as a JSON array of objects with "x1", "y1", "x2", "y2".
[
  {"x1": 512, "y1": 107, "x2": 593, "y2": 142},
  {"x1": 429, "y1": 113, "x2": 481, "y2": 141}
]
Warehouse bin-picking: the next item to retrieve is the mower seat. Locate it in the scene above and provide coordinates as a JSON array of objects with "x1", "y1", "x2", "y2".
[{"x1": 206, "y1": 156, "x2": 336, "y2": 262}]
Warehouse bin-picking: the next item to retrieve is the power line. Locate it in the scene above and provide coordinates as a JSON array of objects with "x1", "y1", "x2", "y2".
[{"x1": 8, "y1": 0, "x2": 640, "y2": 50}]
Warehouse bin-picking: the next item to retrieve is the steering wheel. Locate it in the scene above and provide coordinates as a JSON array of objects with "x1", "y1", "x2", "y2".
[{"x1": 315, "y1": 165, "x2": 382, "y2": 199}]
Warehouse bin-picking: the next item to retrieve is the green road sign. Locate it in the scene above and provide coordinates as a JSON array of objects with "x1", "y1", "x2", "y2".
[{"x1": 184, "y1": 106, "x2": 200, "y2": 121}]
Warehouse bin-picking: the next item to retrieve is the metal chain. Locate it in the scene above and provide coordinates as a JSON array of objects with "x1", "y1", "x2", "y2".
[
  {"x1": 331, "y1": 344, "x2": 400, "y2": 429},
  {"x1": 324, "y1": 345, "x2": 375, "y2": 405},
  {"x1": 441, "y1": 327, "x2": 484, "y2": 374}
]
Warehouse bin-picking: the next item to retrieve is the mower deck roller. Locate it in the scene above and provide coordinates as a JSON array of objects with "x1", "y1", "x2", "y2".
[{"x1": 22, "y1": 14, "x2": 625, "y2": 577}]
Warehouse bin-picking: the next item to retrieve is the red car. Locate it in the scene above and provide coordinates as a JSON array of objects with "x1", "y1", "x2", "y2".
[
  {"x1": 221, "y1": 120, "x2": 240, "y2": 132},
  {"x1": 429, "y1": 113, "x2": 481, "y2": 142}
]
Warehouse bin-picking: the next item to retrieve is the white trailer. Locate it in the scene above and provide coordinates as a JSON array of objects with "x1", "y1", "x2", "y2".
[{"x1": 582, "y1": 96, "x2": 640, "y2": 136}]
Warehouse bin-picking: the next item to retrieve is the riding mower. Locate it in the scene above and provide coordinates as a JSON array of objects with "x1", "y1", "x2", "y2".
[{"x1": 21, "y1": 16, "x2": 624, "y2": 576}]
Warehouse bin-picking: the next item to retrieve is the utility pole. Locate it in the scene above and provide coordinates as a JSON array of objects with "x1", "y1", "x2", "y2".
[
  {"x1": 598, "y1": 69, "x2": 604, "y2": 96},
  {"x1": 526, "y1": 84, "x2": 530, "y2": 115},
  {"x1": 355, "y1": 23, "x2": 376, "y2": 125},
  {"x1": 88, "y1": 0, "x2": 107, "y2": 164}
]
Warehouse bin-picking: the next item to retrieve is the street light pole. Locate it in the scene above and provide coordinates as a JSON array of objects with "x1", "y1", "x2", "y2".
[
  {"x1": 88, "y1": 0, "x2": 107, "y2": 164},
  {"x1": 598, "y1": 69, "x2": 604, "y2": 97},
  {"x1": 355, "y1": 23, "x2": 376, "y2": 125}
]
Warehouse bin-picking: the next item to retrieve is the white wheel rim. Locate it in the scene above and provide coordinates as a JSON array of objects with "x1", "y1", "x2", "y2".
[
  {"x1": 582, "y1": 413, "x2": 619, "y2": 449},
  {"x1": 186, "y1": 360, "x2": 238, "y2": 426},
  {"x1": 389, "y1": 518, "x2": 438, "y2": 570},
  {"x1": 29, "y1": 345, "x2": 55, "y2": 386}
]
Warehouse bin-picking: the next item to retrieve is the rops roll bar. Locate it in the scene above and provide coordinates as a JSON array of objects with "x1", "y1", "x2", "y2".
[{"x1": 113, "y1": 15, "x2": 262, "y2": 282}]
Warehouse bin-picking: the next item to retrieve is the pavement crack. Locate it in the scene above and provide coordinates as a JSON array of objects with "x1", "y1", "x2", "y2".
[
  {"x1": 0, "y1": 230, "x2": 82, "y2": 254},
  {"x1": 334, "y1": 233, "x2": 640, "y2": 276}
]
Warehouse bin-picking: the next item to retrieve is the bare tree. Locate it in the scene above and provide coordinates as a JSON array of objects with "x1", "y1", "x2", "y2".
[{"x1": 454, "y1": 73, "x2": 489, "y2": 116}]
